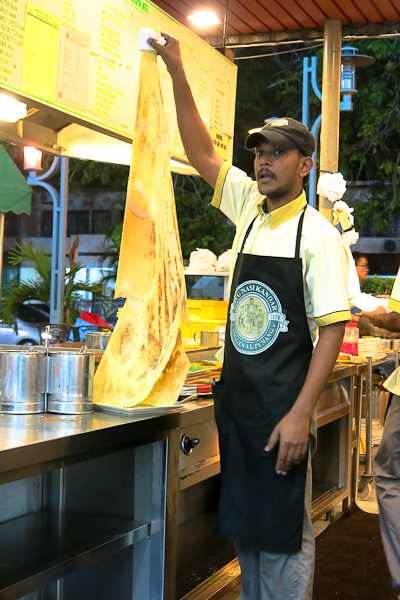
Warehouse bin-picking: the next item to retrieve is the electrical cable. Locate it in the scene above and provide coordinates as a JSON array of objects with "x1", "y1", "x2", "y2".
[
  {"x1": 223, "y1": 31, "x2": 400, "y2": 51},
  {"x1": 233, "y1": 31, "x2": 400, "y2": 60},
  {"x1": 235, "y1": 43, "x2": 324, "y2": 60}
]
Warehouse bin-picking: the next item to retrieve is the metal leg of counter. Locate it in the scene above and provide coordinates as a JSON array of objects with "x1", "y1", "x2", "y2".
[
  {"x1": 354, "y1": 351, "x2": 399, "y2": 502},
  {"x1": 164, "y1": 411, "x2": 237, "y2": 600},
  {"x1": 358, "y1": 357, "x2": 375, "y2": 496},
  {"x1": 350, "y1": 371, "x2": 364, "y2": 505},
  {"x1": 165, "y1": 428, "x2": 181, "y2": 600}
]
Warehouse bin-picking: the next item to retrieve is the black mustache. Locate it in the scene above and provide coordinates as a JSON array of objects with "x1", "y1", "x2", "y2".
[{"x1": 257, "y1": 170, "x2": 276, "y2": 180}]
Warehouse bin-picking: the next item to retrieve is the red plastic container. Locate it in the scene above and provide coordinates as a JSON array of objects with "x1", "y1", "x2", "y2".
[{"x1": 341, "y1": 322, "x2": 359, "y2": 356}]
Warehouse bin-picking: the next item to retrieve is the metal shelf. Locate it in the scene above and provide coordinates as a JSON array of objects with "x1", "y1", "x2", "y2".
[
  {"x1": 0, "y1": 510, "x2": 149, "y2": 600},
  {"x1": 311, "y1": 483, "x2": 348, "y2": 522}
]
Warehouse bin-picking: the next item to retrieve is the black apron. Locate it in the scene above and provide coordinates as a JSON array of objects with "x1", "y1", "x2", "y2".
[{"x1": 212, "y1": 206, "x2": 313, "y2": 554}]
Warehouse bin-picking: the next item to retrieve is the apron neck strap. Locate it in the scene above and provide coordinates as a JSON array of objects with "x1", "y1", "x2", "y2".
[
  {"x1": 295, "y1": 206, "x2": 307, "y2": 259},
  {"x1": 239, "y1": 214, "x2": 258, "y2": 254},
  {"x1": 240, "y1": 204, "x2": 307, "y2": 257}
]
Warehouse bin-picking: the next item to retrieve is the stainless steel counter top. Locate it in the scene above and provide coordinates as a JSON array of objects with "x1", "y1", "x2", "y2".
[
  {"x1": 0, "y1": 410, "x2": 180, "y2": 484},
  {"x1": 0, "y1": 361, "x2": 366, "y2": 484}
]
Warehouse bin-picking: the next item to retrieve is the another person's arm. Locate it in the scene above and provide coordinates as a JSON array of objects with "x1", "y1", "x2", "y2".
[
  {"x1": 364, "y1": 308, "x2": 400, "y2": 332},
  {"x1": 364, "y1": 268, "x2": 400, "y2": 331},
  {"x1": 149, "y1": 34, "x2": 223, "y2": 188}
]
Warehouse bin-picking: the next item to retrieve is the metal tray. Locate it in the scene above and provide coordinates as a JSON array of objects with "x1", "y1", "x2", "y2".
[{"x1": 94, "y1": 402, "x2": 183, "y2": 417}]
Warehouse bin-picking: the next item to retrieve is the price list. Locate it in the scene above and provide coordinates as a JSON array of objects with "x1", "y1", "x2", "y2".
[{"x1": 0, "y1": 0, "x2": 237, "y2": 162}]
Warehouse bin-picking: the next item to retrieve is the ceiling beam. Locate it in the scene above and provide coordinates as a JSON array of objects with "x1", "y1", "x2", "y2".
[{"x1": 205, "y1": 20, "x2": 400, "y2": 48}]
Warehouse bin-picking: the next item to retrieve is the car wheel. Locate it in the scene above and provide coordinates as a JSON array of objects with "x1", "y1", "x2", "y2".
[{"x1": 18, "y1": 339, "x2": 37, "y2": 346}]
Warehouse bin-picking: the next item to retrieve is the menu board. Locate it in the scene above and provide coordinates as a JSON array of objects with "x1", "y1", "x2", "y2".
[{"x1": 0, "y1": 0, "x2": 237, "y2": 162}]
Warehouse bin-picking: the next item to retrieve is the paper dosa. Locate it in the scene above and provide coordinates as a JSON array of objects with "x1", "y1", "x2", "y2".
[{"x1": 94, "y1": 49, "x2": 189, "y2": 408}]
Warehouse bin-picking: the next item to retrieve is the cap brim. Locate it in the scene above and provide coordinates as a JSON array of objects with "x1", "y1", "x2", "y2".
[{"x1": 245, "y1": 130, "x2": 297, "y2": 152}]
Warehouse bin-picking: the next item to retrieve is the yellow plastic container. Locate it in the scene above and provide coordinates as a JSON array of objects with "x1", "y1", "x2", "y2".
[
  {"x1": 180, "y1": 300, "x2": 228, "y2": 340},
  {"x1": 187, "y1": 299, "x2": 228, "y2": 320},
  {"x1": 180, "y1": 317, "x2": 227, "y2": 339}
]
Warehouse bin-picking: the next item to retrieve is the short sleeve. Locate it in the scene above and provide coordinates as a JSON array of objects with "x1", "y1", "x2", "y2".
[
  {"x1": 388, "y1": 268, "x2": 400, "y2": 313},
  {"x1": 305, "y1": 238, "x2": 351, "y2": 327},
  {"x1": 211, "y1": 163, "x2": 261, "y2": 226}
]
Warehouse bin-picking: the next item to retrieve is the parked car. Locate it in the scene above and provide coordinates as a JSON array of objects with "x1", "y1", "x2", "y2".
[{"x1": 0, "y1": 303, "x2": 50, "y2": 345}]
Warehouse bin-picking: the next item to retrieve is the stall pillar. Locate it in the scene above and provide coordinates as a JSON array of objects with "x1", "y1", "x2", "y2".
[
  {"x1": 319, "y1": 19, "x2": 342, "y2": 223},
  {"x1": 27, "y1": 156, "x2": 69, "y2": 324}
]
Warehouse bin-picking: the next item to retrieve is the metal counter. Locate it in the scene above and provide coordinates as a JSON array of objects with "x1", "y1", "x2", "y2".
[
  {"x1": 0, "y1": 410, "x2": 179, "y2": 483},
  {"x1": 0, "y1": 410, "x2": 180, "y2": 600},
  {"x1": 0, "y1": 361, "x2": 359, "y2": 600}
]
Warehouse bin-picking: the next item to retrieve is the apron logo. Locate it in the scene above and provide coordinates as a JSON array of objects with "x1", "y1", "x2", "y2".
[{"x1": 230, "y1": 280, "x2": 289, "y2": 355}]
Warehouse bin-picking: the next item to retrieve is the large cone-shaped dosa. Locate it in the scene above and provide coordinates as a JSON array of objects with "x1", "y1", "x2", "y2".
[{"x1": 94, "y1": 50, "x2": 189, "y2": 408}]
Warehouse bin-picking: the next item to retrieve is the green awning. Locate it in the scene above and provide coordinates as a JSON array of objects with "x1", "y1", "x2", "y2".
[{"x1": 0, "y1": 146, "x2": 32, "y2": 215}]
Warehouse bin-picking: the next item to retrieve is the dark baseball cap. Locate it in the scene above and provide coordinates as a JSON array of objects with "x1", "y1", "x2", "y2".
[{"x1": 245, "y1": 117, "x2": 315, "y2": 157}]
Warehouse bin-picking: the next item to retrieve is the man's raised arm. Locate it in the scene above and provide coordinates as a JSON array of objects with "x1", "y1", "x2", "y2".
[{"x1": 148, "y1": 34, "x2": 223, "y2": 188}]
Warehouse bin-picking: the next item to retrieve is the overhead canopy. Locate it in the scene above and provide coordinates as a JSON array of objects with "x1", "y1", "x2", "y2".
[
  {"x1": 0, "y1": 146, "x2": 32, "y2": 215},
  {"x1": 153, "y1": 0, "x2": 400, "y2": 45}
]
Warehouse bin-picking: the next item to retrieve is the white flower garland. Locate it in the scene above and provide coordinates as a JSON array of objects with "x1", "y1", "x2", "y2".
[{"x1": 317, "y1": 172, "x2": 358, "y2": 247}]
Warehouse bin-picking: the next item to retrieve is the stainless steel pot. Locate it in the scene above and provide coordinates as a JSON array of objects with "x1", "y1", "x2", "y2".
[
  {"x1": 85, "y1": 331, "x2": 112, "y2": 351},
  {"x1": 0, "y1": 349, "x2": 47, "y2": 414},
  {"x1": 47, "y1": 348, "x2": 95, "y2": 414}
]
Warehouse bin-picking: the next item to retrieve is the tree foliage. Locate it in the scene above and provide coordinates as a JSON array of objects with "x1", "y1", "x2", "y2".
[
  {"x1": 337, "y1": 39, "x2": 400, "y2": 233},
  {"x1": 99, "y1": 174, "x2": 235, "y2": 277},
  {"x1": 173, "y1": 175, "x2": 234, "y2": 258},
  {"x1": 68, "y1": 158, "x2": 129, "y2": 191},
  {"x1": 361, "y1": 275, "x2": 395, "y2": 295},
  {"x1": 234, "y1": 38, "x2": 400, "y2": 233}
]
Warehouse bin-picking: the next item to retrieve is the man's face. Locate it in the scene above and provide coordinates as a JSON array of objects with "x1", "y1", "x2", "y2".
[
  {"x1": 253, "y1": 141, "x2": 306, "y2": 199},
  {"x1": 356, "y1": 258, "x2": 369, "y2": 282}
]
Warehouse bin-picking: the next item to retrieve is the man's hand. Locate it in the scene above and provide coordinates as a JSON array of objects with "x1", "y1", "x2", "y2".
[
  {"x1": 263, "y1": 321, "x2": 345, "y2": 476},
  {"x1": 148, "y1": 33, "x2": 184, "y2": 76},
  {"x1": 265, "y1": 409, "x2": 310, "y2": 475}
]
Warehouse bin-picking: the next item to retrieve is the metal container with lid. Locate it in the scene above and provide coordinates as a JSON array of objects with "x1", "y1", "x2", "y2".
[
  {"x1": 47, "y1": 348, "x2": 95, "y2": 414},
  {"x1": 0, "y1": 348, "x2": 47, "y2": 414},
  {"x1": 85, "y1": 331, "x2": 112, "y2": 351}
]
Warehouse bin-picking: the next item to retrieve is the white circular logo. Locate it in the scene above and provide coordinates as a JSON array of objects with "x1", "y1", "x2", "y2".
[{"x1": 230, "y1": 280, "x2": 289, "y2": 355}]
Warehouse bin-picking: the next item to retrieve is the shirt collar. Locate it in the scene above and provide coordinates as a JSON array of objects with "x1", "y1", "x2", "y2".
[{"x1": 257, "y1": 190, "x2": 307, "y2": 230}]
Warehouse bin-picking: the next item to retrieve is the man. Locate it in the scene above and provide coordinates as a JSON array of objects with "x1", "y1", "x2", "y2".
[
  {"x1": 150, "y1": 34, "x2": 350, "y2": 600},
  {"x1": 365, "y1": 275, "x2": 400, "y2": 599},
  {"x1": 351, "y1": 252, "x2": 369, "y2": 323},
  {"x1": 353, "y1": 252, "x2": 370, "y2": 283}
]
